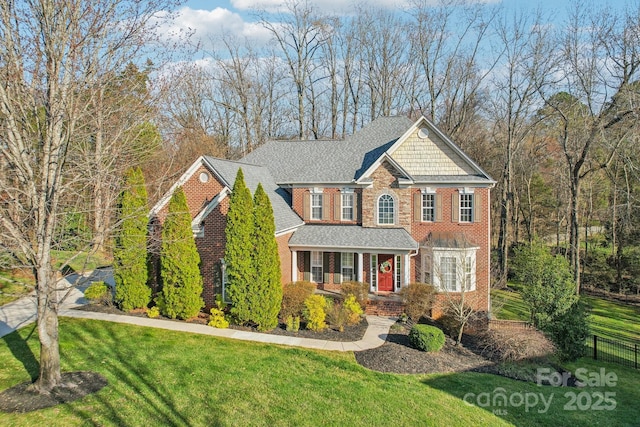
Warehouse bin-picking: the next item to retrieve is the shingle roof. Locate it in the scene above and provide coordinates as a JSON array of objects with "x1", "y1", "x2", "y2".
[
  {"x1": 242, "y1": 116, "x2": 414, "y2": 184},
  {"x1": 288, "y1": 225, "x2": 418, "y2": 251},
  {"x1": 203, "y1": 157, "x2": 304, "y2": 234}
]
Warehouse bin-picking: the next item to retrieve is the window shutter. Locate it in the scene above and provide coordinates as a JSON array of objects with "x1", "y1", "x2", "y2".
[
  {"x1": 322, "y1": 194, "x2": 330, "y2": 221},
  {"x1": 303, "y1": 252, "x2": 310, "y2": 281},
  {"x1": 451, "y1": 193, "x2": 459, "y2": 222},
  {"x1": 354, "y1": 253, "x2": 359, "y2": 280},
  {"x1": 413, "y1": 193, "x2": 422, "y2": 222},
  {"x1": 334, "y1": 252, "x2": 341, "y2": 283},
  {"x1": 474, "y1": 192, "x2": 482, "y2": 223},
  {"x1": 435, "y1": 193, "x2": 443, "y2": 222},
  {"x1": 303, "y1": 193, "x2": 310, "y2": 221},
  {"x1": 323, "y1": 252, "x2": 330, "y2": 283},
  {"x1": 355, "y1": 192, "x2": 361, "y2": 223},
  {"x1": 334, "y1": 193, "x2": 341, "y2": 221}
]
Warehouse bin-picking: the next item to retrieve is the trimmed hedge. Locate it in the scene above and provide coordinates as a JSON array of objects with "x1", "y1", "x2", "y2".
[{"x1": 409, "y1": 324, "x2": 446, "y2": 352}]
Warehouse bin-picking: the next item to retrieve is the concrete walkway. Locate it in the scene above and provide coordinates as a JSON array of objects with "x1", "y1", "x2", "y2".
[
  {"x1": 59, "y1": 309, "x2": 397, "y2": 352},
  {"x1": 1, "y1": 268, "x2": 397, "y2": 351}
]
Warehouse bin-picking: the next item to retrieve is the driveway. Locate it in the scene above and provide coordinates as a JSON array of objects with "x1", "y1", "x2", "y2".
[{"x1": 0, "y1": 267, "x2": 113, "y2": 338}]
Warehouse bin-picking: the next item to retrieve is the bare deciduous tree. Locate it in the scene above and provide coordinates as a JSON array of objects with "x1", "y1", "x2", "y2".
[{"x1": 0, "y1": 0, "x2": 180, "y2": 393}]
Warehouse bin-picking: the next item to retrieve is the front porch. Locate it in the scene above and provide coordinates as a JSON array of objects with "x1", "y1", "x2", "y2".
[{"x1": 288, "y1": 224, "x2": 419, "y2": 294}]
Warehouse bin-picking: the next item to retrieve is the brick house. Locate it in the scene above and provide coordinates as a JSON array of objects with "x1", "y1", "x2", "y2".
[{"x1": 150, "y1": 116, "x2": 495, "y2": 317}]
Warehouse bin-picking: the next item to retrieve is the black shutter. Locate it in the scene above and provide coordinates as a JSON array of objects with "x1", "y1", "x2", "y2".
[
  {"x1": 334, "y1": 252, "x2": 341, "y2": 284},
  {"x1": 303, "y1": 252, "x2": 310, "y2": 281},
  {"x1": 323, "y1": 252, "x2": 330, "y2": 284}
]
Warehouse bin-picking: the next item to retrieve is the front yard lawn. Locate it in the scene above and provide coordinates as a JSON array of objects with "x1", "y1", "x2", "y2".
[
  {"x1": 1, "y1": 318, "x2": 638, "y2": 426},
  {"x1": 0, "y1": 271, "x2": 34, "y2": 306}
]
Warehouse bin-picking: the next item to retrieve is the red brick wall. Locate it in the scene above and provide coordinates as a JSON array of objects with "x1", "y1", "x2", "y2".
[
  {"x1": 409, "y1": 186, "x2": 492, "y2": 317},
  {"x1": 196, "y1": 197, "x2": 229, "y2": 309},
  {"x1": 156, "y1": 165, "x2": 224, "y2": 222},
  {"x1": 291, "y1": 187, "x2": 362, "y2": 224},
  {"x1": 277, "y1": 232, "x2": 293, "y2": 284}
]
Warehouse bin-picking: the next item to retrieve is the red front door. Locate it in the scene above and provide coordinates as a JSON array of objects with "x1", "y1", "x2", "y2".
[{"x1": 378, "y1": 254, "x2": 394, "y2": 292}]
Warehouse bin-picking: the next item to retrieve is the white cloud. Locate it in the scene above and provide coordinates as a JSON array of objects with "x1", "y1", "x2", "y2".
[
  {"x1": 159, "y1": 6, "x2": 272, "y2": 50},
  {"x1": 230, "y1": 0, "x2": 411, "y2": 14}
]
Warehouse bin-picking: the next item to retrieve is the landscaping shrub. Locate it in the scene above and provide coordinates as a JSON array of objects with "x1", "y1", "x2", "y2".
[
  {"x1": 303, "y1": 294, "x2": 328, "y2": 331},
  {"x1": 146, "y1": 306, "x2": 160, "y2": 318},
  {"x1": 159, "y1": 188, "x2": 204, "y2": 320},
  {"x1": 326, "y1": 299, "x2": 348, "y2": 332},
  {"x1": 208, "y1": 306, "x2": 230, "y2": 329},
  {"x1": 250, "y1": 183, "x2": 282, "y2": 331},
  {"x1": 224, "y1": 168, "x2": 255, "y2": 325},
  {"x1": 399, "y1": 282, "x2": 436, "y2": 321},
  {"x1": 476, "y1": 329, "x2": 555, "y2": 362},
  {"x1": 409, "y1": 324, "x2": 445, "y2": 352},
  {"x1": 340, "y1": 281, "x2": 370, "y2": 307},
  {"x1": 113, "y1": 167, "x2": 151, "y2": 312},
  {"x1": 281, "y1": 281, "x2": 316, "y2": 320},
  {"x1": 543, "y1": 299, "x2": 590, "y2": 362},
  {"x1": 285, "y1": 315, "x2": 300, "y2": 332},
  {"x1": 84, "y1": 281, "x2": 111, "y2": 305},
  {"x1": 343, "y1": 295, "x2": 364, "y2": 325}
]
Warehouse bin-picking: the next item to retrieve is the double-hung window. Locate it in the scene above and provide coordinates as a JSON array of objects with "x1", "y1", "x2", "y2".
[
  {"x1": 441, "y1": 257, "x2": 457, "y2": 291},
  {"x1": 342, "y1": 192, "x2": 354, "y2": 221},
  {"x1": 422, "y1": 193, "x2": 435, "y2": 222},
  {"x1": 430, "y1": 248, "x2": 477, "y2": 292},
  {"x1": 460, "y1": 193, "x2": 474, "y2": 222},
  {"x1": 311, "y1": 193, "x2": 323, "y2": 220},
  {"x1": 341, "y1": 252, "x2": 354, "y2": 282},
  {"x1": 311, "y1": 251, "x2": 323, "y2": 283},
  {"x1": 378, "y1": 194, "x2": 395, "y2": 225}
]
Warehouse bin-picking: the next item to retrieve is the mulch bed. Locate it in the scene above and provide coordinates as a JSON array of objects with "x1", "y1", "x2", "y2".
[
  {"x1": 76, "y1": 303, "x2": 369, "y2": 342},
  {"x1": 355, "y1": 322, "x2": 494, "y2": 374},
  {"x1": 0, "y1": 371, "x2": 108, "y2": 413}
]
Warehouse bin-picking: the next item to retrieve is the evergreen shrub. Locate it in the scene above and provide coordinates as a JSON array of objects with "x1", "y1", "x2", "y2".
[
  {"x1": 303, "y1": 294, "x2": 328, "y2": 331},
  {"x1": 409, "y1": 324, "x2": 446, "y2": 352},
  {"x1": 85, "y1": 281, "x2": 111, "y2": 305}
]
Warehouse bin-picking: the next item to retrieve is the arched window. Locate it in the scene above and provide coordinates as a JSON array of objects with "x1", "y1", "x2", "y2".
[{"x1": 378, "y1": 194, "x2": 395, "y2": 225}]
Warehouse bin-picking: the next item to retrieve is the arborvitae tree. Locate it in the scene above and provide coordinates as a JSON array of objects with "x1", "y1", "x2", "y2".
[
  {"x1": 224, "y1": 168, "x2": 256, "y2": 324},
  {"x1": 159, "y1": 187, "x2": 204, "y2": 319},
  {"x1": 114, "y1": 167, "x2": 151, "y2": 311},
  {"x1": 251, "y1": 183, "x2": 283, "y2": 330}
]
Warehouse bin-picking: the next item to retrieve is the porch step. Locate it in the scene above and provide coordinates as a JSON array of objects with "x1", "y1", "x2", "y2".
[{"x1": 365, "y1": 299, "x2": 405, "y2": 317}]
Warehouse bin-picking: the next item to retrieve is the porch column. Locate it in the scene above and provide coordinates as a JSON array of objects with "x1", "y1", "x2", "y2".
[
  {"x1": 404, "y1": 253, "x2": 410, "y2": 288},
  {"x1": 357, "y1": 252, "x2": 363, "y2": 282},
  {"x1": 291, "y1": 250, "x2": 297, "y2": 282}
]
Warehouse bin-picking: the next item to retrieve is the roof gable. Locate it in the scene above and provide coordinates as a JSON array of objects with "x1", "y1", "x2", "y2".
[{"x1": 387, "y1": 117, "x2": 493, "y2": 182}]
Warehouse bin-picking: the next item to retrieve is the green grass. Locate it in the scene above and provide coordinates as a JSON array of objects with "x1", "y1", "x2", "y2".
[
  {"x1": 0, "y1": 271, "x2": 34, "y2": 306},
  {"x1": 1, "y1": 319, "x2": 639, "y2": 426},
  {"x1": 50, "y1": 250, "x2": 111, "y2": 274},
  {"x1": 493, "y1": 285, "x2": 640, "y2": 344}
]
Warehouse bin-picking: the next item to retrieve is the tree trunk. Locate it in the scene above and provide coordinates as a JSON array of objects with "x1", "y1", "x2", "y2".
[
  {"x1": 569, "y1": 171, "x2": 581, "y2": 293},
  {"x1": 33, "y1": 261, "x2": 61, "y2": 393}
]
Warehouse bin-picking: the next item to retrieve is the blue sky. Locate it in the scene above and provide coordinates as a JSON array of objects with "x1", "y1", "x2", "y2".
[{"x1": 170, "y1": 0, "x2": 628, "y2": 52}]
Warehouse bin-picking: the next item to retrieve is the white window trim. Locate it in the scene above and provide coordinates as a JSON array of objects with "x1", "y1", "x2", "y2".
[
  {"x1": 311, "y1": 251, "x2": 323, "y2": 283},
  {"x1": 341, "y1": 252, "x2": 354, "y2": 283},
  {"x1": 395, "y1": 254, "x2": 402, "y2": 290},
  {"x1": 377, "y1": 193, "x2": 396, "y2": 225},
  {"x1": 341, "y1": 190, "x2": 354, "y2": 221},
  {"x1": 421, "y1": 188, "x2": 436, "y2": 222},
  {"x1": 370, "y1": 254, "x2": 378, "y2": 291},
  {"x1": 310, "y1": 190, "x2": 323, "y2": 221},
  {"x1": 431, "y1": 248, "x2": 477, "y2": 292},
  {"x1": 459, "y1": 188, "x2": 474, "y2": 223}
]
